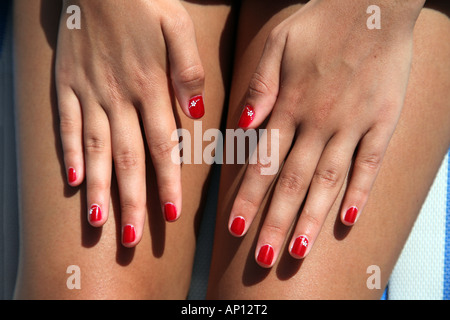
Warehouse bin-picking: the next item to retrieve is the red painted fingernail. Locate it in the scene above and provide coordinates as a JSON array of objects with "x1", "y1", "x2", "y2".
[
  {"x1": 89, "y1": 204, "x2": 102, "y2": 223},
  {"x1": 230, "y1": 216, "x2": 246, "y2": 236},
  {"x1": 257, "y1": 244, "x2": 274, "y2": 266},
  {"x1": 238, "y1": 105, "x2": 255, "y2": 128},
  {"x1": 291, "y1": 235, "x2": 309, "y2": 258},
  {"x1": 164, "y1": 202, "x2": 177, "y2": 222},
  {"x1": 188, "y1": 95, "x2": 205, "y2": 119},
  {"x1": 344, "y1": 206, "x2": 359, "y2": 224},
  {"x1": 122, "y1": 224, "x2": 136, "y2": 244},
  {"x1": 68, "y1": 167, "x2": 77, "y2": 184}
]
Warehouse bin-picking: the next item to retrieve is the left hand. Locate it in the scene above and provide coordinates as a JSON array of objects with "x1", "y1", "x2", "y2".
[{"x1": 227, "y1": 0, "x2": 424, "y2": 267}]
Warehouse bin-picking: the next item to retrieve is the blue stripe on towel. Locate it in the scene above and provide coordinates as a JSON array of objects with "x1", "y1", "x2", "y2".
[
  {"x1": 444, "y1": 149, "x2": 450, "y2": 300},
  {"x1": 381, "y1": 286, "x2": 388, "y2": 300}
]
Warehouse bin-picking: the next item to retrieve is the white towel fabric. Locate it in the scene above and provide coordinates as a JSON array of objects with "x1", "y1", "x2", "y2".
[{"x1": 387, "y1": 152, "x2": 449, "y2": 300}]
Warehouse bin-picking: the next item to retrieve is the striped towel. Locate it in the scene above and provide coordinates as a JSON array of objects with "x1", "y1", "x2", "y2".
[{"x1": 386, "y1": 151, "x2": 450, "y2": 300}]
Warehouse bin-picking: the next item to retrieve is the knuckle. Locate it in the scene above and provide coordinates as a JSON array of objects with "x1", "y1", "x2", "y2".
[
  {"x1": 236, "y1": 193, "x2": 260, "y2": 214},
  {"x1": 355, "y1": 152, "x2": 382, "y2": 172},
  {"x1": 263, "y1": 221, "x2": 286, "y2": 238},
  {"x1": 248, "y1": 159, "x2": 272, "y2": 177},
  {"x1": 158, "y1": 180, "x2": 180, "y2": 197},
  {"x1": 127, "y1": 66, "x2": 163, "y2": 103},
  {"x1": 63, "y1": 148, "x2": 79, "y2": 162},
  {"x1": 266, "y1": 29, "x2": 280, "y2": 46},
  {"x1": 313, "y1": 167, "x2": 340, "y2": 189},
  {"x1": 301, "y1": 210, "x2": 322, "y2": 229},
  {"x1": 59, "y1": 116, "x2": 80, "y2": 136},
  {"x1": 150, "y1": 140, "x2": 176, "y2": 163},
  {"x1": 310, "y1": 100, "x2": 336, "y2": 130},
  {"x1": 351, "y1": 184, "x2": 370, "y2": 200},
  {"x1": 279, "y1": 106, "x2": 298, "y2": 127},
  {"x1": 266, "y1": 26, "x2": 287, "y2": 48},
  {"x1": 277, "y1": 171, "x2": 306, "y2": 195},
  {"x1": 103, "y1": 70, "x2": 126, "y2": 107},
  {"x1": 176, "y1": 64, "x2": 205, "y2": 90},
  {"x1": 114, "y1": 149, "x2": 139, "y2": 170},
  {"x1": 282, "y1": 85, "x2": 306, "y2": 113},
  {"x1": 120, "y1": 200, "x2": 142, "y2": 214},
  {"x1": 248, "y1": 71, "x2": 273, "y2": 99},
  {"x1": 88, "y1": 179, "x2": 110, "y2": 194},
  {"x1": 85, "y1": 134, "x2": 107, "y2": 154},
  {"x1": 131, "y1": 68, "x2": 155, "y2": 98}
]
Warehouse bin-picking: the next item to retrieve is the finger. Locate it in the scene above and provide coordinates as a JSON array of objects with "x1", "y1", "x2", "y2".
[
  {"x1": 108, "y1": 107, "x2": 147, "y2": 247},
  {"x1": 254, "y1": 132, "x2": 324, "y2": 267},
  {"x1": 237, "y1": 27, "x2": 287, "y2": 129},
  {"x1": 57, "y1": 87, "x2": 84, "y2": 186},
  {"x1": 289, "y1": 133, "x2": 358, "y2": 259},
  {"x1": 340, "y1": 127, "x2": 390, "y2": 226},
  {"x1": 83, "y1": 102, "x2": 112, "y2": 227},
  {"x1": 161, "y1": 10, "x2": 205, "y2": 119},
  {"x1": 228, "y1": 112, "x2": 294, "y2": 238},
  {"x1": 140, "y1": 91, "x2": 182, "y2": 223}
]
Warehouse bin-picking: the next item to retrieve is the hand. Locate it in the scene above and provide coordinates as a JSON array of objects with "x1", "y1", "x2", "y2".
[
  {"x1": 56, "y1": 0, "x2": 205, "y2": 247},
  {"x1": 228, "y1": 0, "x2": 424, "y2": 267}
]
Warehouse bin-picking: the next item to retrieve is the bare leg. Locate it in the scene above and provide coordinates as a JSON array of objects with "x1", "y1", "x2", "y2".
[
  {"x1": 207, "y1": 0, "x2": 450, "y2": 299},
  {"x1": 13, "y1": 0, "x2": 235, "y2": 299}
]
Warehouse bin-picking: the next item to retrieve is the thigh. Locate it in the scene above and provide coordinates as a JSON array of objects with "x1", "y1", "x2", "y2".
[
  {"x1": 13, "y1": 0, "x2": 235, "y2": 299},
  {"x1": 207, "y1": 0, "x2": 450, "y2": 299}
]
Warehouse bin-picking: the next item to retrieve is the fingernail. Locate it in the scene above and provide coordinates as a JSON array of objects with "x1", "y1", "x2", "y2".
[
  {"x1": 238, "y1": 105, "x2": 255, "y2": 128},
  {"x1": 164, "y1": 202, "x2": 177, "y2": 222},
  {"x1": 291, "y1": 235, "x2": 309, "y2": 258},
  {"x1": 122, "y1": 224, "x2": 136, "y2": 244},
  {"x1": 230, "y1": 216, "x2": 246, "y2": 236},
  {"x1": 68, "y1": 167, "x2": 77, "y2": 184},
  {"x1": 257, "y1": 244, "x2": 274, "y2": 267},
  {"x1": 188, "y1": 95, "x2": 205, "y2": 119},
  {"x1": 89, "y1": 204, "x2": 102, "y2": 223},
  {"x1": 344, "y1": 206, "x2": 359, "y2": 224}
]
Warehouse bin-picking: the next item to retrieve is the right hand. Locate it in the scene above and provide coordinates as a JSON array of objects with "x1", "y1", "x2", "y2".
[{"x1": 56, "y1": 0, "x2": 205, "y2": 247}]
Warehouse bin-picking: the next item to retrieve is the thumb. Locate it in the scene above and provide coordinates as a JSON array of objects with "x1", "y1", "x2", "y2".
[
  {"x1": 161, "y1": 12, "x2": 205, "y2": 119},
  {"x1": 238, "y1": 28, "x2": 287, "y2": 129}
]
